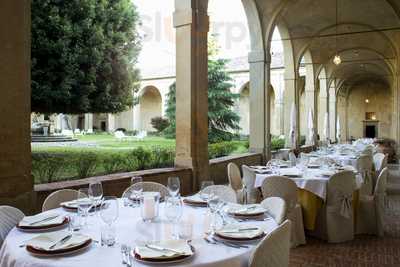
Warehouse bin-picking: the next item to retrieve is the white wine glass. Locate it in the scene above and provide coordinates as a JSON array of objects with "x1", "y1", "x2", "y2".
[
  {"x1": 100, "y1": 196, "x2": 119, "y2": 226},
  {"x1": 168, "y1": 177, "x2": 180, "y2": 197},
  {"x1": 199, "y1": 180, "x2": 214, "y2": 201},
  {"x1": 89, "y1": 181, "x2": 103, "y2": 216},
  {"x1": 130, "y1": 176, "x2": 143, "y2": 207},
  {"x1": 164, "y1": 197, "x2": 183, "y2": 239},
  {"x1": 77, "y1": 188, "x2": 93, "y2": 227}
]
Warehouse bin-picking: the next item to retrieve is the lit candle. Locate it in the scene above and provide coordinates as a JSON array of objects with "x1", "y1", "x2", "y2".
[{"x1": 143, "y1": 196, "x2": 155, "y2": 220}]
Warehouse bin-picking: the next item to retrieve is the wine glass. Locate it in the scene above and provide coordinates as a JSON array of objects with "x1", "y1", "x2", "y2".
[
  {"x1": 164, "y1": 197, "x2": 183, "y2": 239},
  {"x1": 130, "y1": 176, "x2": 143, "y2": 207},
  {"x1": 89, "y1": 181, "x2": 103, "y2": 216},
  {"x1": 100, "y1": 196, "x2": 119, "y2": 226},
  {"x1": 77, "y1": 188, "x2": 93, "y2": 226},
  {"x1": 199, "y1": 180, "x2": 214, "y2": 201},
  {"x1": 168, "y1": 177, "x2": 180, "y2": 197}
]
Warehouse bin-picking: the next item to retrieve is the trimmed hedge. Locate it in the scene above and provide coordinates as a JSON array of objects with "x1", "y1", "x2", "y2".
[{"x1": 32, "y1": 142, "x2": 240, "y2": 184}]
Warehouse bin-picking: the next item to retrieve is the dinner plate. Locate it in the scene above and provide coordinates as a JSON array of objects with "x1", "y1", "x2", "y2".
[
  {"x1": 308, "y1": 164, "x2": 320, "y2": 169},
  {"x1": 133, "y1": 245, "x2": 195, "y2": 265},
  {"x1": 17, "y1": 217, "x2": 69, "y2": 233},
  {"x1": 214, "y1": 231, "x2": 266, "y2": 242},
  {"x1": 183, "y1": 198, "x2": 207, "y2": 207},
  {"x1": 26, "y1": 239, "x2": 92, "y2": 257},
  {"x1": 61, "y1": 202, "x2": 101, "y2": 212}
]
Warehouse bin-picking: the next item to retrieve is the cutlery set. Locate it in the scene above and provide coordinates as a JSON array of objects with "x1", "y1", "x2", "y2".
[{"x1": 121, "y1": 244, "x2": 133, "y2": 267}]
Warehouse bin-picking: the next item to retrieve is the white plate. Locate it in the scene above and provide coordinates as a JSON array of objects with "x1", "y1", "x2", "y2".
[
  {"x1": 17, "y1": 222, "x2": 68, "y2": 233},
  {"x1": 213, "y1": 233, "x2": 265, "y2": 244},
  {"x1": 132, "y1": 246, "x2": 195, "y2": 265},
  {"x1": 26, "y1": 240, "x2": 92, "y2": 257}
]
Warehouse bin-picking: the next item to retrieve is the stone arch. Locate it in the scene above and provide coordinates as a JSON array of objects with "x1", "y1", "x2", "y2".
[{"x1": 139, "y1": 85, "x2": 162, "y2": 132}]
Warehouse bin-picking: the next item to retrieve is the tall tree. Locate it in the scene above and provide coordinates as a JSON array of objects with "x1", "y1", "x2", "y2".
[
  {"x1": 31, "y1": 0, "x2": 141, "y2": 114},
  {"x1": 164, "y1": 38, "x2": 241, "y2": 143}
]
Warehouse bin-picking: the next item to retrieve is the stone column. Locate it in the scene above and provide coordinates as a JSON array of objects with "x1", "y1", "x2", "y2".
[
  {"x1": 248, "y1": 50, "x2": 270, "y2": 160},
  {"x1": 284, "y1": 76, "x2": 297, "y2": 147},
  {"x1": 318, "y1": 77, "x2": 329, "y2": 140},
  {"x1": 275, "y1": 98, "x2": 285, "y2": 136},
  {"x1": 173, "y1": 1, "x2": 209, "y2": 190},
  {"x1": 84, "y1": 113, "x2": 93, "y2": 131},
  {"x1": 304, "y1": 75, "x2": 316, "y2": 145},
  {"x1": 329, "y1": 85, "x2": 337, "y2": 142},
  {"x1": 0, "y1": 0, "x2": 34, "y2": 213},
  {"x1": 107, "y1": 114, "x2": 115, "y2": 132}
]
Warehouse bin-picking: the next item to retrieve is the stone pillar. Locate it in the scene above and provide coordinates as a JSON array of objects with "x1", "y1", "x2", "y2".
[
  {"x1": 107, "y1": 114, "x2": 115, "y2": 132},
  {"x1": 248, "y1": 50, "x2": 270, "y2": 160},
  {"x1": 173, "y1": 1, "x2": 209, "y2": 190},
  {"x1": 318, "y1": 77, "x2": 329, "y2": 140},
  {"x1": 0, "y1": 0, "x2": 34, "y2": 213},
  {"x1": 284, "y1": 76, "x2": 297, "y2": 147},
  {"x1": 329, "y1": 85, "x2": 337, "y2": 142},
  {"x1": 304, "y1": 75, "x2": 316, "y2": 145},
  {"x1": 275, "y1": 98, "x2": 285, "y2": 136},
  {"x1": 84, "y1": 113, "x2": 93, "y2": 131}
]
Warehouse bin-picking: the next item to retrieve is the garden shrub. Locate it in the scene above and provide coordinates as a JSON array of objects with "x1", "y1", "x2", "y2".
[
  {"x1": 126, "y1": 147, "x2": 152, "y2": 170},
  {"x1": 208, "y1": 142, "x2": 238, "y2": 159},
  {"x1": 150, "y1": 147, "x2": 175, "y2": 168},
  {"x1": 151, "y1": 117, "x2": 170, "y2": 133},
  {"x1": 271, "y1": 137, "x2": 285, "y2": 151},
  {"x1": 32, "y1": 152, "x2": 65, "y2": 183},
  {"x1": 74, "y1": 152, "x2": 98, "y2": 178},
  {"x1": 102, "y1": 153, "x2": 126, "y2": 174}
]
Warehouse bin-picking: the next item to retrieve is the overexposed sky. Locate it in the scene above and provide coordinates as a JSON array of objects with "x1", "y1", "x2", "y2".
[{"x1": 134, "y1": 0, "x2": 282, "y2": 70}]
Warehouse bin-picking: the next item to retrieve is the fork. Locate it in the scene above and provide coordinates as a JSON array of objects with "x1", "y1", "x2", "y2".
[
  {"x1": 125, "y1": 245, "x2": 133, "y2": 267},
  {"x1": 121, "y1": 244, "x2": 127, "y2": 265}
]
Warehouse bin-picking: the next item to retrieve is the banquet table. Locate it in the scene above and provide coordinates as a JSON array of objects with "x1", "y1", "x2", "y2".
[
  {"x1": 0, "y1": 200, "x2": 278, "y2": 267},
  {"x1": 254, "y1": 166, "x2": 362, "y2": 230}
]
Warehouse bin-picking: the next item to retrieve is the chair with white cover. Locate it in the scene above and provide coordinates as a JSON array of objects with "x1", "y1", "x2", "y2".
[
  {"x1": 288, "y1": 152, "x2": 297, "y2": 166},
  {"x1": 357, "y1": 167, "x2": 388, "y2": 236},
  {"x1": 227, "y1": 162, "x2": 245, "y2": 203},
  {"x1": 356, "y1": 154, "x2": 374, "y2": 195},
  {"x1": 42, "y1": 189, "x2": 80, "y2": 212},
  {"x1": 0, "y1": 206, "x2": 25, "y2": 247},
  {"x1": 122, "y1": 182, "x2": 169, "y2": 199},
  {"x1": 201, "y1": 185, "x2": 237, "y2": 203},
  {"x1": 312, "y1": 171, "x2": 356, "y2": 243},
  {"x1": 261, "y1": 197, "x2": 287, "y2": 224},
  {"x1": 261, "y1": 176, "x2": 306, "y2": 247},
  {"x1": 248, "y1": 220, "x2": 291, "y2": 267},
  {"x1": 373, "y1": 153, "x2": 388, "y2": 188},
  {"x1": 242, "y1": 165, "x2": 262, "y2": 204}
]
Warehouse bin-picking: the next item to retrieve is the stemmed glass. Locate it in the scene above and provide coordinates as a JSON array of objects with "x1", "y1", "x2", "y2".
[
  {"x1": 164, "y1": 196, "x2": 183, "y2": 239},
  {"x1": 168, "y1": 177, "x2": 180, "y2": 197},
  {"x1": 207, "y1": 195, "x2": 221, "y2": 232},
  {"x1": 77, "y1": 188, "x2": 93, "y2": 227},
  {"x1": 89, "y1": 181, "x2": 103, "y2": 216},
  {"x1": 100, "y1": 196, "x2": 119, "y2": 246},
  {"x1": 130, "y1": 176, "x2": 143, "y2": 207},
  {"x1": 199, "y1": 181, "x2": 214, "y2": 201}
]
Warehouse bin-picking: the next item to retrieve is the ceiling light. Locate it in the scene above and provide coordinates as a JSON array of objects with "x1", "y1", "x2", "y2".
[{"x1": 333, "y1": 55, "x2": 342, "y2": 65}]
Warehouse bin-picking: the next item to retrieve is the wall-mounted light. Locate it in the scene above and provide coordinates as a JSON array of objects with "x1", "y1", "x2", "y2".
[
  {"x1": 333, "y1": 55, "x2": 342, "y2": 65},
  {"x1": 365, "y1": 99, "x2": 370, "y2": 104}
]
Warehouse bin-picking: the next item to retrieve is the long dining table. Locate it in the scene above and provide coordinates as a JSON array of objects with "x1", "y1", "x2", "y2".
[{"x1": 0, "y1": 200, "x2": 278, "y2": 267}]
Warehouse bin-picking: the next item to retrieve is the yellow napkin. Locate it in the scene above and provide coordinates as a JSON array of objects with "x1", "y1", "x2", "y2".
[
  {"x1": 216, "y1": 225, "x2": 264, "y2": 239},
  {"x1": 135, "y1": 240, "x2": 193, "y2": 259},
  {"x1": 26, "y1": 231, "x2": 90, "y2": 251},
  {"x1": 19, "y1": 212, "x2": 64, "y2": 227}
]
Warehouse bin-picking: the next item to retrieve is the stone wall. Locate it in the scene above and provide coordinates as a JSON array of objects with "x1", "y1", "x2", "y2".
[{"x1": 345, "y1": 81, "x2": 392, "y2": 139}]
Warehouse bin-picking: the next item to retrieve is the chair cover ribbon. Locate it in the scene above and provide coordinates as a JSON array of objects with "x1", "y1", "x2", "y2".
[{"x1": 330, "y1": 190, "x2": 353, "y2": 219}]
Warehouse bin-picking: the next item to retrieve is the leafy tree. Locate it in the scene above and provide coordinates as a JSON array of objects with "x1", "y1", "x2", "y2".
[
  {"x1": 31, "y1": 0, "x2": 141, "y2": 114},
  {"x1": 164, "y1": 38, "x2": 241, "y2": 143},
  {"x1": 151, "y1": 117, "x2": 170, "y2": 133}
]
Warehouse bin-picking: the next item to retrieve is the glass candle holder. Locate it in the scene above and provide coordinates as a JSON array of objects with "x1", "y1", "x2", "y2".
[{"x1": 140, "y1": 192, "x2": 160, "y2": 222}]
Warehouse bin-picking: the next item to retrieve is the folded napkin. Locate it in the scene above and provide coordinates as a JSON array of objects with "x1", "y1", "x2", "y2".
[
  {"x1": 135, "y1": 240, "x2": 193, "y2": 259},
  {"x1": 280, "y1": 168, "x2": 303, "y2": 177},
  {"x1": 216, "y1": 225, "x2": 264, "y2": 239},
  {"x1": 19, "y1": 212, "x2": 64, "y2": 227},
  {"x1": 227, "y1": 204, "x2": 266, "y2": 215},
  {"x1": 184, "y1": 194, "x2": 206, "y2": 204},
  {"x1": 26, "y1": 231, "x2": 90, "y2": 251}
]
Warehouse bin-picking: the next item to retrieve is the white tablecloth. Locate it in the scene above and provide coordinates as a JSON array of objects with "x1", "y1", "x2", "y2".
[
  {"x1": 255, "y1": 167, "x2": 362, "y2": 201},
  {"x1": 0, "y1": 201, "x2": 278, "y2": 267}
]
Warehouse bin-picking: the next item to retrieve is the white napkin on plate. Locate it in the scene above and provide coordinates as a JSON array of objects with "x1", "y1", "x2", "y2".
[
  {"x1": 19, "y1": 212, "x2": 64, "y2": 227},
  {"x1": 135, "y1": 240, "x2": 193, "y2": 259},
  {"x1": 280, "y1": 168, "x2": 303, "y2": 177},
  {"x1": 216, "y1": 225, "x2": 264, "y2": 239},
  {"x1": 184, "y1": 194, "x2": 206, "y2": 204},
  {"x1": 26, "y1": 231, "x2": 90, "y2": 251},
  {"x1": 227, "y1": 204, "x2": 266, "y2": 215}
]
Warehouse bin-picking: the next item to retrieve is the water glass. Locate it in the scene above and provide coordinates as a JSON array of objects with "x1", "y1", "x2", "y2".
[
  {"x1": 100, "y1": 196, "x2": 119, "y2": 226},
  {"x1": 178, "y1": 221, "x2": 193, "y2": 240},
  {"x1": 164, "y1": 196, "x2": 183, "y2": 238},
  {"x1": 168, "y1": 177, "x2": 180, "y2": 197},
  {"x1": 101, "y1": 224, "x2": 116, "y2": 246},
  {"x1": 77, "y1": 188, "x2": 93, "y2": 226},
  {"x1": 140, "y1": 192, "x2": 160, "y2": 222},
  {"x1": 199, "y1": 180, "x2": 214, "y2": 201},
  {"x1": 89, "y1": 181, "x2": 103, "y2": 215},
  {"x1": 130, "y1": 176, "x2": 143, "y2": 207},
  {"x1": 68, "y1": 214, "x2": 82, "y2": 232}
]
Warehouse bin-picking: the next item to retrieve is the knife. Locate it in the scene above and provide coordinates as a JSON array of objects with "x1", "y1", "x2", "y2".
[{"x1": 49, "y1": 234, "x2": 73, "y2": 250}]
